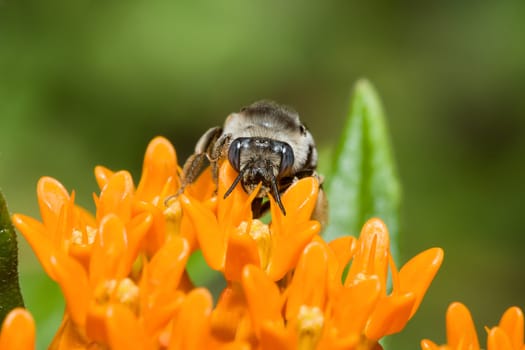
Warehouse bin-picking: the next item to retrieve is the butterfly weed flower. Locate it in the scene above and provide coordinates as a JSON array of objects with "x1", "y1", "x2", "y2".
[
  {"x1": 241, "y1": 219, "x2": 444, "y2": 350},
  {"x1": 421, "y1": 302, "x2": 525, "y2": 350},
  {"x1": 180, "y1": 161, "x2": 321, "y2": 282},
  {"x1": 3, "y1": 136, "x2": 444, "y2": 349},
  {"x1": 0, "y1": 308, "x2": 35, "y2": 350},
  {"x1": 10, "y1": 137, "x2": 198, "y2": 349},
  {"x1": 179, "y1": 160, "x2": 321, "y2": 343}
]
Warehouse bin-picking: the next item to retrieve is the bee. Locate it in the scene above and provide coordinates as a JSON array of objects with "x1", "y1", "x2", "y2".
[{"x1": 181, "y1": 100, "x2": 327, "y2": 223}]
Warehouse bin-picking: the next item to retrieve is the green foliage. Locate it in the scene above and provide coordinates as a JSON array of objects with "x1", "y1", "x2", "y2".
[
  {"x1": 324, "y1": 80, "x2": 401, "y2": 260},
  {"x1": 0, "y1": 191, "x2": 25, "y2": 324}
]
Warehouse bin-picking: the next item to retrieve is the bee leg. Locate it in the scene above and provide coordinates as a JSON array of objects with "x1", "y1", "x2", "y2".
[
  {"x1": 180, "y1": 127, "x2": 224, "y2": 192},
  {"x1": 164, "y1": 152, "x2": 210, "y2": 207},
  {"x1": 181, "y1": 152, "x2": 210, "y2": 189},
  {"x1": 208, "y1": 134, "x2": 231, "y2": 187},
  {"x1": 164, "y1": 127, "x2": 224, "y2": 209}
]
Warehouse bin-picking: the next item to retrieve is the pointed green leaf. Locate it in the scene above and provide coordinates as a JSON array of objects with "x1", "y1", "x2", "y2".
[
  {"x1": 324, "y1": 79, "x2": 401, "y2": 260},
  {"x1": 0, "y1": 190, "x2": 25, "y2": 324}
]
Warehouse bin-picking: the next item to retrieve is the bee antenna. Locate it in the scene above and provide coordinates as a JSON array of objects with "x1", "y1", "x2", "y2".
[
  {"x1": 224, "y1": 167, "x2": 246, "y2": 199},
  {"x1": 270, "y1": 173, "x2": 286, "y2": 216}
]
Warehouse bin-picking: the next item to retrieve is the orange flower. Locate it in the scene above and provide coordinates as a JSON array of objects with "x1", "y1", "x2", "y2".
[
  {"x1": 180, "y1": 161, "x2": 321, "y2": 282},
  {"x1": 242, "y1": 218, "x2": 444, "y2": 350},
  {"x1": 0, "y1": 308, "x2": 35, "y2": 350},
  {"x1": 6, "y1": 136, "x2": 445, "y2": 349},
  {"x1": 487, "y1": 306, "x2": 525, "y2": 350},
  {"x1": 94, "y1": 136, "x2": 184, "y2": 254},
  {"x1": 179, "y1": 161, "x2": 322, "y2": 343},
  {"x1": 10, "y1": 137, "x2": 204, "y2": 349},
  {"x1": 13, "y1": 174, "x2": 153, "y2": 346},
  {"x1": 326, "y1": 219, "x2": 443, "y2": 346},
  {"x1": 421, "y1": 302, "x2": 525, "y2": 350}
]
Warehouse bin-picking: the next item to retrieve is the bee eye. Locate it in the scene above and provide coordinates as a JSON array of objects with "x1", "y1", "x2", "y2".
[
  {"x1": 228, "y1": 138, "x2": 243, "y2": 171},
  {"x1": 279, "y1": 143, "x2": 294, "y2": 176}
]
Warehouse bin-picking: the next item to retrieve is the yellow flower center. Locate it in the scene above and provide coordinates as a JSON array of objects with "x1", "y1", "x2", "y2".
[
  {"x1": 239, "y1": 220, "x2": 271, "y2": 269},
  {"x1": 164, "y1": 198, "x2": 182, "y2": 237},
  {"x1": 71, "y1": 226, "x2": 97, "y2": 245},
  {"x1": 297, "y1": 305, "x2": 324, "y2": 350},
  {"x1": 94, "y1": 278, "x2": 140, "y2": 315}
]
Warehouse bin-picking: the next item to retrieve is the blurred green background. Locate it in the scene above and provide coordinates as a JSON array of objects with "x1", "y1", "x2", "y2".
[{"x1": 1, "y1": 0, "x2": 524, "y2": 348}]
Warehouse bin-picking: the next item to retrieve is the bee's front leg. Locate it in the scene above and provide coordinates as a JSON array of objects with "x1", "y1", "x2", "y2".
[
  {"x1": 208, "y1": 133, "x2": 231, "y2": 188},
  {"x1": 167, "y1": 127, "x2": 223, "y2": 204}
]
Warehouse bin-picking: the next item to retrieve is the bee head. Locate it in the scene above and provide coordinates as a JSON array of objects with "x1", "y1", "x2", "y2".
[{"x1": 224, "y1": 137, "x2": 294, "y2": 215}]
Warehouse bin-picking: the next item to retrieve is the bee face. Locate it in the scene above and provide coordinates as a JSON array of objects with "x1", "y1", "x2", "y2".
[
  {"x1": 225, "y1": 136, "x2": 295, "y2": 201},
  {"x1": 181, "y1": 100, "x2": 320, "y2": 217}
]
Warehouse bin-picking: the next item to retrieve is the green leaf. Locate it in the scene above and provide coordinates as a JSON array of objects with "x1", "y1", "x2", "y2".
[
  {"x1": 324, "y1": 79, "x2": 401, "y2": 260},
  {"x1": 0, "y1": 190, "x2": 25, "y2": 324}
]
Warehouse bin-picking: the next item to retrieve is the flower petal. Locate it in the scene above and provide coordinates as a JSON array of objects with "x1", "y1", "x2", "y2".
[
  {"x1": 12, "y1": 214, "x2": 59, "y2": 281},
  {"x1": 446, "y1": 302, "x2": 480, "y2": 349},
  {"x1": 140, "y1": 237, "x2": 190, "y2": 323},
  {"x1": 365, "y1": 293, "x2": 416, "y2": 339},
  {"x1": 259, "y1": 322, "x2": 296, "y2": 350},
  {"x1": 217, "y1": 162, "x2": 253, "y2": 228},
  {"x1": 242, "y1": 265, "x2": 283, "y2": 336},
  {"x1": 265, "y1": 179, "x2": 322, "y2": 281},
  {"x1": 211, "y1": 284, "x2": 249, "y2": 341},
  {"x1": 327, "y1": 236, "x2": 357, "y2": 268},
  {"x1": 326, "y1": 236, "x2": 357, "y2": 292},
  {"x1": 488, "y1": 327, "x2": 514, "y2": 350},
  {"x1": 286, "y1": 241, "x2": 328, "y2": 320},
  {"x1": 331, "y1": 275, "x2": 381, "y2": 335},
  {"x1": 49, "y1": 314, "x2": 88, "y2": 350},
  {"x1": 106, "y1": 304, "x2": 152, "y2": 350},
  {"x1": 96, "y1": 171, "x2": 135, "y2": 223},
  {"x1": 272, "y1": 177, "x2": 319, "y2": 225},
  {"x1": 124, "y1": 212, "x2": 153, "y2": 269},
  {"x1": 269, "y1": 177, "x2": 319, "y2": 239},
  {"x1": 169, "y1": 288, "x2": 213, "y2": 350},
  {"x1": 180, "y1": 194, "x2": 225, "y2": 270},
  {"x1": 37, "y1": 176, "x2": 70, "y2": 235},
  {"x1": 223, "y1": 226, "x2": 260, "y2": 282},
  {"x1": 317, "y1": 331, "x2": 361, "y2": 350},
  {"x1": 345, "y1": 218, "x2": 390, "y2": 294},
  {"x1": 51, "y1": 252, "x2": 90, "y2": 327},
  {"x1": 398, "y1": 247, "x2": 444, "y2": 318},
  {"x1": 0, "y1": 308, "x2": 35, "y2": 350},
  {"x1": 89, "y1": 214, "x2": 129, "y2": 285},
  {"x1": 185, "y1": 167, "x2": 215, "y2": 201},
  {"x1": 419, "y1": 339, "x2": 440, "y2": 350},
  {"x1": 498, "y1": 306, "x2": 524, "y2": 349},
  {"x1": 143, "y1": 236, "x2": 190, "y2": 295},
  {"x1": 94, "y1": 166, "x2": 115, "y2": 191},
  {"x1": 134, "y1": 201, "x2": 168, "y2": 255},
  {"x1": 136, "y1": 136, "x2": 180, "y2": 203},
  {"x1": 138, "y1": 236, "x2": 190, "y2": 336},
  {"x1": 267, "y1": 220, "x2": 320, "y2": 281}
]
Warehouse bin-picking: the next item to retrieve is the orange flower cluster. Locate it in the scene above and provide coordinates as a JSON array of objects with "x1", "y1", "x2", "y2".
[
  {"x1": 421, "y1": 302, "x2": 525, "y2": 350},
  {"x1": 1, "y1": 137, "x2": 444, "y2": 349}
]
